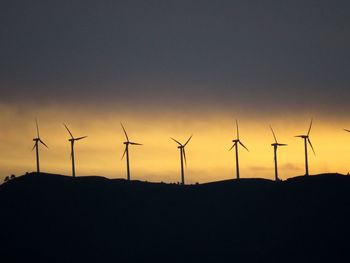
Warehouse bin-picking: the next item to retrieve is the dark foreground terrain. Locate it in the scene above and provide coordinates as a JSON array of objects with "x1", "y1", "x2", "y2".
[{"x1": 0, "y1": 173, "x2": 349, "y2": 263}]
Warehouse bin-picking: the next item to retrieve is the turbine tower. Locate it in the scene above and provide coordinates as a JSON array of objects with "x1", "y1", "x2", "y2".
[
  {"x1": 121, "y1": 123, "x2": 142, "y2": 181},
  {"x1": 229, "y1": 120, "x2": 249, "y2": 179},
  {"x1": 270, "y1": 126, "x2": 287, "y2": 181},
  {"x1": 171, "y1": 135, "x2": 192, "y2": 185},
  {"x1": 64, "y1": 124, "x2": 87, "y2": 177},
  {"x1": 32, "y1": 119, "x2": 48, "y2": 173},
  {"x1": 295, "y1": 119, "x2": 315, "y2": 176}
]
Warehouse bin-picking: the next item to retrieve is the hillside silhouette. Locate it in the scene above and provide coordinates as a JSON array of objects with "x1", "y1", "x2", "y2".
[{"x1": 1, "y1": 173, "x2": 350, "y2": 263}]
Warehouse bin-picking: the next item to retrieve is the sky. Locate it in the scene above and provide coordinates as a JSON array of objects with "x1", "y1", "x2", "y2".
[{"x1": 1, "y1": 1, "x2": 350, "y2": 183}]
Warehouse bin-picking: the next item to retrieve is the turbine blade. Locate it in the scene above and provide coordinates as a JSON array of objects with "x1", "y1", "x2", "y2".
[
  {"x1": 75, "y1": 136, "x2": 87, "y2": 141},
  {"x1": 120, "y1": 123, "x2": 129, "y2": 142},
  {"x1": 130, "y1": 142, "x2": 142, "y2": 145},
  {"x1": 183, "y1": 148, "x2": 187, "y2": 166},
  {"x1": 239, "y1": 141, "x2": 249, "y2": 152},
  {"x1": 35, "y1": 118, "x2": 40, "y2": 138},
  {"x1": 307, "y1": 119, "x2": 313, "y2": 136},
  {"x1": 32, "y1": 142, "x2": 37, "y2": 151},
  {"x1": 228, "y1": 143, "x2": 236, "y2": 151},
  {"x1": 64, "y1": 124, "x2": 74, "y2": 139},
  {"x1": 308, "y1": 138, "x2": 316, "y2": 155},
  {"x1": 236, "y1": 120, "x2": 239, "y2": 139},
  {"x1": 121, "y1": 147, "x2": 127, "y2": 160},
  {"x1": 270, "y1": 125, "x2": 277, "y2": 144},
  {"x1": 184, "y1": 135, "x2": 192, "y2": 147},
  {"x1": 171, "y1": 137, "x2": 182, "y2": 146},
  {"x1": 278, "y1": 143, "x2": 288, "y2": 146},
  {"x1": 39, "y1": 139, "x2": 48, "y2": 148},
  {"x1": 344, "y1": 129, "x2": 350, "y2": 133},
  {"x1": 295, "y1": 135, "x2": 304, "y2": 138}
]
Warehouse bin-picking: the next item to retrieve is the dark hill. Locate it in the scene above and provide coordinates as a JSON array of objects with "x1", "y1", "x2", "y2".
[{"x1": 1, "y1": 173, "x2": 350, "y2": 263}]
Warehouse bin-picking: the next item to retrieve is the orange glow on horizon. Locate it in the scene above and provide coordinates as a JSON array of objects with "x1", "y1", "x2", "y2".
[{"x1": 1, "y1": 103, "x2": 350, "y2": 183}]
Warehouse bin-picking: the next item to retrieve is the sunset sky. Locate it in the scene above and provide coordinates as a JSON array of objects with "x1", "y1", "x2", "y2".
[{"x1": 1, "y1": 1, "x2": 350, "y2": 183}]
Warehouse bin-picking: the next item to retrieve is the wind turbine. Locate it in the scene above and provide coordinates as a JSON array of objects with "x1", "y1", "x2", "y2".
[
  {"x1": 295, "y1": 119, "x2": 315, "y2": 176},
  {"x1": 171, "y1": 135, "x2": 192, "y2": 185},
  {"x1": 64, "y1": 124, "x2": 87, "y2": 177},
  {"x1": 32, "y1": 119, "x2": 48, "y2": 173},
  {"x1": 270, "y1": 126, "x2": 287, "y2": 181},
  {"x1": 121, "y1": 123, "x2": 142, "y2": 181},
  {"x1": 229, "y1": 120, "x2": 249, "y2": 179}
]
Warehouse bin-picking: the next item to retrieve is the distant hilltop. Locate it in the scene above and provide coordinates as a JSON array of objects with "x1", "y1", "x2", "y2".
[
  {"x1": 0, "y1": 172, "x2": 349, "y2": 263},
  {"x1": 1, "y1": 171, "x2": 349, "y2": 187}
]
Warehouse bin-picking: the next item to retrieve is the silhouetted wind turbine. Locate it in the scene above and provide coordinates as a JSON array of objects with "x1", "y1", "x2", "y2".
[
  {"x1": 229, "y1": 120, "x2": 249, "y2": 179},
  {"x1": 171, "y1": 135, "x2": 192, "y2": 185},
  {"x1": 32, "y1": 119, "x2": 48, "y2": 173},
  {"x1": 270, "y1": 126, "x2": 287, "y2": 181},
  {"x1": 295, "y1": 119, "x2": 315, "y2": 176},
  {"x1": 64, "y1": 124, "x2": 87, "y2": 177},
  {"x1": 121, "y1": 123, "x2": 142, "y2": 181}
]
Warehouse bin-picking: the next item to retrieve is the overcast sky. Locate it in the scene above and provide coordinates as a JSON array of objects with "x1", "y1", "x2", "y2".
[{"x1": 1, "y1": 0, "x2": 350, "y2": 115}]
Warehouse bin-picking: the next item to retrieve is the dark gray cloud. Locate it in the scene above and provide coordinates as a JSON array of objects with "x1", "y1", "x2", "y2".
[{"x1": 1, "y1": 0, "x2": 350, "y2": 113}]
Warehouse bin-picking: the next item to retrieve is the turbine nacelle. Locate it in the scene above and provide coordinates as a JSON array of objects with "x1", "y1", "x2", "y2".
[
  {"x1": 120, "y1": 123, "x2": 142, "y2": 166},
  {"x1": 296, "y1": 119, "x2": 316, "y2": 177},
  {"x1": 32, "y1": 138, "x2": 48, "y2": 148},
  {"x1": 269, "y1": 126, "x2": 287, "y2": 181},
  {"x1": 123, "y1": 141, "x2": 142, "y2": 146},
  {"x1": 121, "y1": 123, "x2": 142, "y2": 146},
  {"x1": 171, "y1": 135, "x2": 192, "y2": 185},
  {"x1": 63, "y1": 124, "x2": 87, "y2": 177},
  {"x1": 295, "y1": 119, "x2": 313, "y2": 139},
  {"x1": 229, "y1": 139, "x2": 248, "y2": 152},
  {"x1": 229, "y1": 121, "x2": 249, "y2": 152},
  {"x1": 295, "y1": 120, "x2": 315, "y2": 155},
  {"x1": 229, "y1": 120, "x2": 248, "y2": 179},
  {"x1": 270, "y1": 126, "x2": 287, "y2": 148},
  {"x1": 33, "y1": 120, "x2": 48, "y2": 149},
  {"x1": 32, "y1": 119, "x2": 48, "y2": 173},
  {"x1": 64, "y1": 124, "x2": 87, "y2": 142},
  {"x1": 177, "y1": 145, "x2": 184, "y2": 149},
  {"x1": 295, "y1": 135, "x2": 309, "y2": 139},
  {"x1": 271, "y1": 143, "x2": 287, "y2": 147},
  {"x1": 171, "y1": 136, "x2": 192, "y2": 149},
  {"x1": 68, "y1": 136, "x2": 87, "y2": 142},
  {"x1": 295, "y1": 135, "x2": 315, "y2": 154},
  {"x1": 171, "y1": 135, "x2": 192, "y2": 164}
]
